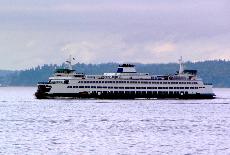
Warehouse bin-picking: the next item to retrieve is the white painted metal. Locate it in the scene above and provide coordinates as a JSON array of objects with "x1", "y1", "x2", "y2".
[{"x1": 44, "y1": 58, "x2": 214, "y2": 96}]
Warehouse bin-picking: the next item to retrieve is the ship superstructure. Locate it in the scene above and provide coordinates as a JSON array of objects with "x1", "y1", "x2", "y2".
[{"x1": 35, "y1": 57, "x2": 215, "y2": 99}]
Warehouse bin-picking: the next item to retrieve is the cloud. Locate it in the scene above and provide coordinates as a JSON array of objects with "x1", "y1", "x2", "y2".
[
  {"x1": 0, "y1": 0, "x2": 229, "y2": 69},
  {"x1": 0, "y1": 0, "x2": 227, "y2": 14},
  {"x1": 0, "y1": 30, "x2": 230, "y2": 70},
  {"x1": 149, "y1": 42, "x2": 176, "y2": 53},
  {"x1": 60, "y1": 35, "x2": 127, "y2": 63}
]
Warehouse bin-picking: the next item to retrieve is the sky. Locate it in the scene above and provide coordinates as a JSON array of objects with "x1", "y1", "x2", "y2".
[{"x1": 0, "y1": 0, "x2": 229, "y2": 70}]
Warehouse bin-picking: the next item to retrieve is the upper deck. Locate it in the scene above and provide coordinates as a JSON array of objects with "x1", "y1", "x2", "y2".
[{"x1": 50, "y1": 62, "x2": 199, "y2": 82}]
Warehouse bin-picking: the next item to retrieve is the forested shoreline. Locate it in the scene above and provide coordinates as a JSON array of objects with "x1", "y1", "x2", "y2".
[{"x1": 0, "y1": 60, "x2": 229, "y2": 87}]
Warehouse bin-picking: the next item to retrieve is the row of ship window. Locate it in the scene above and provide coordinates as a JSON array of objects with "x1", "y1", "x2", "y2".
[
  {"x1": 91, "y1": 91, "x2": 188, "y2": 95},
  {"x1": 78, "y1": 81, "x2": 198, "y2": 84},
  {"x1": 67, "y1": 86, "x2": 205, "y2": 89}
]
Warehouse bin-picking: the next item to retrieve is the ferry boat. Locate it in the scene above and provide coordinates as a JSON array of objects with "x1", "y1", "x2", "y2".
[{"x1": 35, "y1": 57, "x2": 215, "y2": 99}]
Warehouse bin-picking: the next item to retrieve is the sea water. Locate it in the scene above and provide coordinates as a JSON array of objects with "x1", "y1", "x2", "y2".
[{"x1": 0, "y1": 87, "x2": 230, "y2": 155}]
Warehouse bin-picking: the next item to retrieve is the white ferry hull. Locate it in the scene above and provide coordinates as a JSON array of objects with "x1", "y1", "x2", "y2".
[{"x1": 35, "y1": 83, "x2": 215, "y2": 99}]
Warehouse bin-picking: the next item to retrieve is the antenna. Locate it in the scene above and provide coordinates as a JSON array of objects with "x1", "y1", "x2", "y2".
[
  {"x1": 66, "y1": 55, "x2": 75, "y2": 70},
  {"x1": 179, "y1": 56, "x2": 184, "y2": 74}
]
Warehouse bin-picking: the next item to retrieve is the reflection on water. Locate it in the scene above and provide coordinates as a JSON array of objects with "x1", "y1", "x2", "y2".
[{"x1": 0, "y1": 87, "x2": 230, "y2": 154}]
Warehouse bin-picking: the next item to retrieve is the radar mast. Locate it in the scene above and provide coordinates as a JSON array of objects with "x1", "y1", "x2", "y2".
[
  {"x1": 66, "y1": 55, "x2": 74, "y2": 70},
  {"x1": 179, "y1": 56, "x2": 184, "y2": 74}
]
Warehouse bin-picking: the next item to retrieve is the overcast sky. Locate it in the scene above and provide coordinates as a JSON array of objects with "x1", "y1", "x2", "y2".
[{"x1": 0, "y1": 0, "x2": 229, "y2": 70}]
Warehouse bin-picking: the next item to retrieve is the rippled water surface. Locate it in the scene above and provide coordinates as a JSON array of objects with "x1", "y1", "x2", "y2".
[{"x1": 0, "y1": 87, "x2": 230, "y2": 155}]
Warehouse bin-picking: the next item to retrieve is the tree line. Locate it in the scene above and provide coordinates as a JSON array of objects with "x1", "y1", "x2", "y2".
[{"x1": 0, "y1": 60, "x2": 229, "y2": 87}]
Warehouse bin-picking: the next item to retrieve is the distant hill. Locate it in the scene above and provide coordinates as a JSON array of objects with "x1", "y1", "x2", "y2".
[
  {"x1": 0, "y1": 70, "x2": 14, "y2": 86},
  {"x1": 0, "y1": 70, "x2": 14, "y2": 76},
  {"x1": 0, "y1": 60, "x2": 230, "y2": 87}
]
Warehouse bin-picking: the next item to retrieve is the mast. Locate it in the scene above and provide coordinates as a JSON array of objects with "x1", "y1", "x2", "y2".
[
  {"x1": 179, "y1": 56, "x2": 184, "y2": 74},
  {"x1": 66, "y1": 55, "x2": 73, "y2": 70}
]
